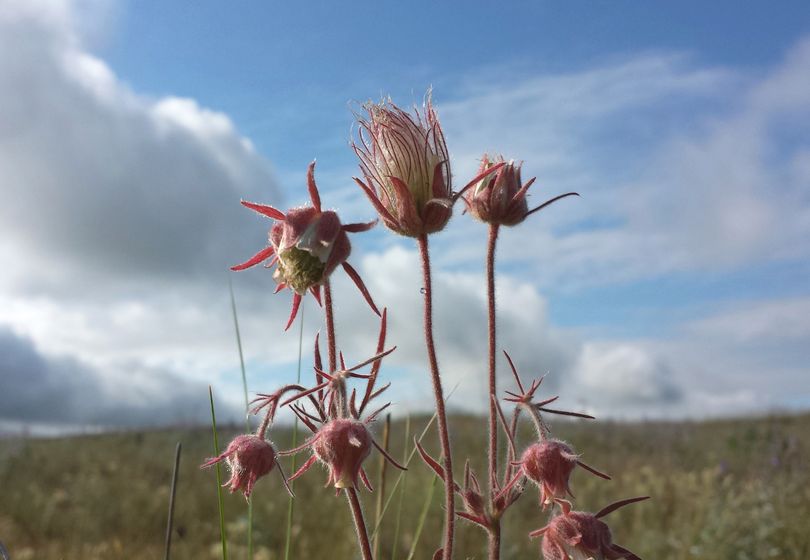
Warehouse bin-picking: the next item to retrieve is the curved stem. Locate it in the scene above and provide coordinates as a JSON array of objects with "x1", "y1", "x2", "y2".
[
  {"x1": 486, "y1": 224, "x2": 500, "y2": 559},
  {"x1": 346, "y1": 487, "x2": 374, "y2": 560},
  {"x1": 417, "y1": 233, "x2": 454, "y2": 560}
]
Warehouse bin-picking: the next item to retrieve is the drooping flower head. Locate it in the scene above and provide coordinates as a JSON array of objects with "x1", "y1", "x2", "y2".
[
  {"x1": 531, "y1": 497, "x2": 649, "y2": 560},
  {"x1": 353, "y1": 93, "x2": 503, "y2": 237},
  {"x1": 231, "y1": 161, "x2": 379, "y2": 329},
  {"x1": 312, "y1": 418, "x2": 373, "y2": 489},
  {"x1": 520, "y1": 439, "x2": 578, "y2": 506},
  {"x1": 463, "y1": 154, "x2": 578, "y2": 227},
  {"x1": 201, "y1": 434, "x2": 282, "y2": 499}
]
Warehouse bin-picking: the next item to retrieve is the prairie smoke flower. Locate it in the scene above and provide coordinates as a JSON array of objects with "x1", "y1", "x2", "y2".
[
  {"x1": 531, "y1": 497, "x2": 649, "y2": 560},
  {"x1": 519, "y1": 439, "x2": 610, "y2": 507},
  {"x1": 464, "y1": 154, "x2": 579, "y2": 227},
  {"x1": 231, "y1": 161, "x2": 379, "y2": 329},
  {"x1": 284, "y1": 416, "x2": 405, "y2": 490},
  {"x1": 353, "y1": 95, "x2": 503, "y2": 237},
  {"x1": 201, "y1": 434, "x2": 288, "y2": 499}
]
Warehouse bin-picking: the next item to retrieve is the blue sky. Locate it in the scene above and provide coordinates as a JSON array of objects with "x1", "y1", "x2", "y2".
[{"x1": 1, "y1": 0, "x2": 809, "y2": 429}]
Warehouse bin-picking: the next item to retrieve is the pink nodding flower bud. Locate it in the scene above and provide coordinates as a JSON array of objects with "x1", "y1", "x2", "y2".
[
  {"x1": 532, "y1": 497, "x2": 649, "y2": 560},
  {"x1": 464, "y1": 155, "x2": 531, "y2": 226},
  {"x1": 313, "y1": 419, "x2": 372, "y2": 489},
  {"x1": 201, "y1": 434, "x2": 277, "y2": 499},
  {"x1": 353, "y1": 95, "x2": 454, "y2": 237},
  {"x1": 520, "y1": 439, "x2": 578, "y2": 506},
  {"x1": 541, "y1": 512, "x2": 617, "y2": 560}
]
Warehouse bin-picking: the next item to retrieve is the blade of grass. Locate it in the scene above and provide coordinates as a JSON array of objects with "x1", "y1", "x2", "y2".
[
  {"x1": 390, "y1": 414, "x2": 411, "y2": 560},
  {"x1": 208, "y1": 386, "x2": 229, "y2": 560},
  {"x1": 284, "y1": 302, "x2": 305, "y2": 560},
  {"x1": 163, "y1": 442, "x2": 182, "y2": 560},
  {"x1": 369, "y1": 382, "x2": 460, "y2": 540},
  {"x1": 406, "y1": 474, "x2": 439, "y2": 560},
  {"x1": 372, "y1": 413, "x2": 392, "y2": 558},
  {"x1": 229, "y1": 280, "x2": 253, "y2": 558}
]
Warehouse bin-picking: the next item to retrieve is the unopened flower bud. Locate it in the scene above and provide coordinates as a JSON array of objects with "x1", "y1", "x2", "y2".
[
  {"x1": 520, "y1": 439, "x2": 578, "y2": 506},
  {"x1": 465, "y1": 155, "x2": 532, "y2": 226},
  {"x1": 313, "y1": 419, "x2": 372, "y2": 489},
  {"x1": 201, "y1": 434, "x2": 277, "y2": 499}
]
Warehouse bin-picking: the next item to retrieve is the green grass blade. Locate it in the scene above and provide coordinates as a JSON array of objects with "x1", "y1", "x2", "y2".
[
  {"x1": 228, "y1": 280, "x2": 253, "y2": 558},
  {"x1": 369, "y1": 382, "x2": 460, "y2": 540},
  {"x1": 406, "y1": 474, "x2": 438, "y2": 560},
  {"x1": 284, "y1": 302, "x2": 305, "y2": 560},
  {"x1": 208, "y1": 386, "x2": 229, "y2": 560},
  {"x1": 163, "y1": 442, "x2": 182, "y2": 560},
  {"x1": 390, "y1": 414, "x2": 411, "y2": 560}
]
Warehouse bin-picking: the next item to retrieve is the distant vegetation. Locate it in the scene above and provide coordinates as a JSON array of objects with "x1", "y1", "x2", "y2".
[{"x1": 1, "y1": 413, "x2": 808, "y2": 559}]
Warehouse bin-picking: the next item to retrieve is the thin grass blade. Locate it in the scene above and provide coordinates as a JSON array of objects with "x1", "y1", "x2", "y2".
[
  {"x1": 163, "y1": 442, "x2": 182, "y2": 560},
  {"x1": 208, "y1": 386, "x2": 229, "y2": 560},
  {"x1": 406, "y1": 474, "x2": 439, "y2": 560}
]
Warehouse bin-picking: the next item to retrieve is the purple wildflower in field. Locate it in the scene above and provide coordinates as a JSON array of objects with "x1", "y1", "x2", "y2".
[
  {"x1": 231, "y1": 161, "x2": 379, "y2": 329},
  {"x1": 201, "y1": 434, "x2": 279, "y2": 499}
]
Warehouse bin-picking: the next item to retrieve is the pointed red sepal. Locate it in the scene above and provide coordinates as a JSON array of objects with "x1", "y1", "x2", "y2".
[
  {"x1": 414, "y1": 438, "x2": 459, "y2": 492},
  {"x1": 342, "y1": 262, "x2": 380, "y2": 316},
  {"x1": 509, "y1": 176, "x2": 536, "y2": 206},
  {"x1": 577, "y1": 460, "x2": 611, "y2": 480},
  {"x1": 610, "y1": 544, "x2": 642, "y2": 560},
  {"x1": 454, "y1": 161, "x2": 506, "y2": 202},
  {"x1": 595, "y1": 496, "x2": 650, "y2": 519},
  {"x1": 372, "y1": 438, "x2": 407, "y2": 471},
  {"x1": 524, "y1": 192, "x2": 580, "y2": 219},
  {"x1": 528, "y1": 526, "x2": 549, "y2": 538},
  {"x1": 306, "y1": 160, "x2": 321, "y2": 212},
  {"x1": 241, "y1": 200, "x2": 286, "y2": 220},
  {"x1": 455, "y1": 511, "x2": 489, "y2": 529},
  {"x1": 284, "y1": 293, "x2": 302, "y2": 331},
  {"x1": 279, "y1": 433, "x2": 322, "y2": 457},
  {"x1": 288, "y1": 455, "x2": 318, "y2": 482},
  {"x1": 343, "y1": 219, "x2": 378, "y2": 233},
  {"x1": 231, "y1": 246, "x2": 275, "y2": 271},
  {"x1": 310, "y1": 285, "x2": 323, "y2": 307},
  {"x1": 538, "y1": 406, "x2": 595, "y2": 420},
  {"x1": 359, "y1": 468, "x2": 374, "y2": 492},
  {"x1": 353, "y1": 177, "x2": 399, "y2": 226},
  {"x1": 273, "y1": 283, "x2": 287, "y2": 294}
]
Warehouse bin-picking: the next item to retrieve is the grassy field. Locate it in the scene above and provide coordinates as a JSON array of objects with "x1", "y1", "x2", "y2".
[{"x1": 0, "y1": 413, "x2": 808, "y2": 559}]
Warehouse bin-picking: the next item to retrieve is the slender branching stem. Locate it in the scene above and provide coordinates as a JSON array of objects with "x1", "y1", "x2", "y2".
[
  {"x1": 486, "y1": 223, "x2": 500, "y2": 559},
  {"x1": 346, "y1": 487, "x2": 374, "y2": 560},
  {"x1": 324, "y1": 279, "x2": 374, "y2": 558},
  {"x1": 417, "y1": 233, "x2": 455, "y2": 560}
]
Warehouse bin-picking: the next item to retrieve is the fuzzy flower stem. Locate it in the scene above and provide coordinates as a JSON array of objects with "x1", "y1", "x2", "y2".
[
  {"x1": 346, "y1": 487, "x2": 374, "y2": 560},
  {"x1": 523, "y1": 403, "x2": 547, "y2": 440},
  {"x1": 324, "y1": 280, "x2": 338, "y2": 374},
  {"x1": 417, "y1": 233, "x2": 455, "y2": 560},
  {"x1": 487, "y1": 523, "x2": 501, "y2": 560},
  {"x1": 323, "y1": 279, "x2": 372, "y2": 556},
  {"x1": 486, "y1": 223, "x2": 500, "y2": 559}
]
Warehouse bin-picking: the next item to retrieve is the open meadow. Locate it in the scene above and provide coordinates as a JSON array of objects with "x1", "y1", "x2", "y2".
[{"x1": 1, "y1": 413, "x2": 808, "y2": 559}]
